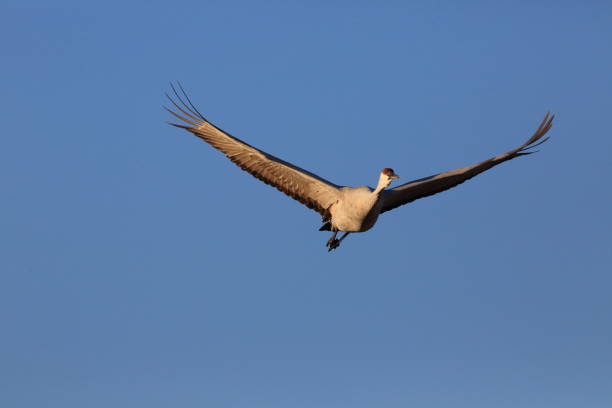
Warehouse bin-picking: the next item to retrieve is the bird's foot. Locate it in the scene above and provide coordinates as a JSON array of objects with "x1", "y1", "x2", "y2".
[{"x1": 327, "y1": 239, "x2": 340, "y2": 252}]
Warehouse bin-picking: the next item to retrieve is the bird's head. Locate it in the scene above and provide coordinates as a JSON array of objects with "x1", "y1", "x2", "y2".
[{"x1": 379, "y1": 167, "x2": 400, "y2": 189}]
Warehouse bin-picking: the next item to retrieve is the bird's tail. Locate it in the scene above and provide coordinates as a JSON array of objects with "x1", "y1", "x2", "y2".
[{"x1": 319, "y1": 222, "x2": 331, "y2": 231}]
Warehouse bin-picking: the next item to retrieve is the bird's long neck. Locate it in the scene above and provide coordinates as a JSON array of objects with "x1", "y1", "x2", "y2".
[{"x1": 373, "y1": 174, "x2": 391, "y2": 195}]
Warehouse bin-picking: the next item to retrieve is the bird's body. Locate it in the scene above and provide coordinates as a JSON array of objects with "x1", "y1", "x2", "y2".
[
  {"x1": 331, "y1": 186, "x2": 382, "y2": 233},
  {"x1": 165, "y1": 84, "x2": 554, "y2": 251}
]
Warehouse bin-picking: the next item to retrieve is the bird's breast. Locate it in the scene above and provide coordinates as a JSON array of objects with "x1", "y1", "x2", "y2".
[{"x1": 330, "y1": 188, "x2": 382, "y2": 232}]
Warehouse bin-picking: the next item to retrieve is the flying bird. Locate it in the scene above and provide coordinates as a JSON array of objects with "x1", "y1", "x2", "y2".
[{"x1": 165, "y1": 85, "x2": 554, "y2": 251}]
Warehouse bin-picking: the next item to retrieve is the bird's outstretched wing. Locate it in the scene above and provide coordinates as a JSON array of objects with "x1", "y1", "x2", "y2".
[
  {"x1": 165, "y1": 84, "x2": 342, "y2": 218},
  {"x1": 380, "y1": 113, "x2": 554, "y2": 214}
]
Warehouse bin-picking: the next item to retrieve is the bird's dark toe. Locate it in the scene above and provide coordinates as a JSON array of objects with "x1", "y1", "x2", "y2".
[{"x1": 327, "y1": 239, "x2": 341, "y2": 251}]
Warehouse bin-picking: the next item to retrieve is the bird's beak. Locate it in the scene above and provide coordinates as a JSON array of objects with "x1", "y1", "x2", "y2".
[{"x1": 391, "y1": 174, "x2": 400, "y2": 180}]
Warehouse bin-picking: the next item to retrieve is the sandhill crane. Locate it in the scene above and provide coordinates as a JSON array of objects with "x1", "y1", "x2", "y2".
[{"x1": 165, "y1": 84, "x2": 554, "y2": 251}]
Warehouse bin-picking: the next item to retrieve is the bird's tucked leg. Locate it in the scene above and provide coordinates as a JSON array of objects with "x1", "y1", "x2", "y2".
[
  {"x1": 327, "y1": 232, "x2": 350, "y2": 252},
  {"x1": 326, "y1": 231, "x2": 338, "y2": 249}
]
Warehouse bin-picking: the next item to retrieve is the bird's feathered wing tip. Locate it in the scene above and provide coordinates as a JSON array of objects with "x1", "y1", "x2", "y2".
[
  {"x1": 514, "y1": 112, "x2": 554, "y2": 156},
  {"x1": 164, "y1": 81, "x2": 210, "y2": 129}
]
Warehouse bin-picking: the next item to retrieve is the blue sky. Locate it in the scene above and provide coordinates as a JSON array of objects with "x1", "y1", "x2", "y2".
[{"x1": 2, "y1": 1, "x2": 611, "y2": 407}]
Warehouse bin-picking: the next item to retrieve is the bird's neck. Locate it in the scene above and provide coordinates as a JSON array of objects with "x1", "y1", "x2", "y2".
[{"x1": 373, "y1": 175, "x2": 391, "y2": 195}]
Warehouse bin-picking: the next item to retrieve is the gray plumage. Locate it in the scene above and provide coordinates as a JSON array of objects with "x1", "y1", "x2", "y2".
[{"x1": 165, "y1": 84, "x2": 554, "y2": 251}]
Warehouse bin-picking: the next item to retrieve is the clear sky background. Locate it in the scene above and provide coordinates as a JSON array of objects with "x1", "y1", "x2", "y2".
[{"x1": 2, "y1": 1, "x2": 611, "y2": 407}]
